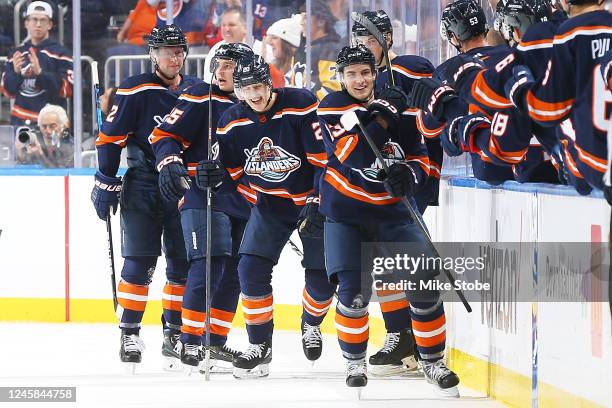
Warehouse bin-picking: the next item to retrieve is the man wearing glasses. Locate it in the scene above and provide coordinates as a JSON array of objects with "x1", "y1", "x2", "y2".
[{"x1": 0, "y1": 1, "x2": 73, "y2": 126}]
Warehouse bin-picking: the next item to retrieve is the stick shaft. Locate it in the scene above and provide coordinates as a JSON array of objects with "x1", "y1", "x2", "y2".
[
  {"x1": 355, "y1": 118, "x2": 471, "y2": 312},
  {"x1": 204, "y1": 82, "x2": 214, "y2": 381}
]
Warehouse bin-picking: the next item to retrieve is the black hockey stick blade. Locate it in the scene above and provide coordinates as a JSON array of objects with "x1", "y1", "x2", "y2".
[{"x1": 350, "y1": 11, "x2": 395, "y2": 87}]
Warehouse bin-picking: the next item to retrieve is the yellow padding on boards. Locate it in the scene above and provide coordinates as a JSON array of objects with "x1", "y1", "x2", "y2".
[
  {"x1": 0, "y1": 298, "x2": 386, "y2": 347},
  {"x1": 449, "y1": 348, "x2": 603, "y2": 408}
]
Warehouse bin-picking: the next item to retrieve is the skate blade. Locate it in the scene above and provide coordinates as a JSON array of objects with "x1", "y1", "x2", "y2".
[
  {"x1": 370, "y1": 364, "x2": 415, "y2": 377},
  {"x1": 400, "y1": 356, "x2": 419, "y2": 371},
  {"x1": 182, "y1": 363, "x2": 200, "y2": 376},
  {"x1": 232, "y1": 364, "x2": 270, "y2": 379},
  {"x1": 122, "y1": 362, "x2": 139, "y2": 375},
  {"x1": 162, "y1": 356, "x2": 182, "y2": 372},
  {"x1": 431, "y1": 384, "x2": 460, "y2": 398},
  {"x1": 357, "y1": 388, "x2": 362, "y2": 400},
  {"x1": 199, "y1": 359, "x2": 234, "y2": 375}
]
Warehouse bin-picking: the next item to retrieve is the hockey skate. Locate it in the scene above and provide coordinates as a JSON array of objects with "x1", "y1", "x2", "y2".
[
  {"x1": 120, "y1": 331, "x2": 145, "y2": 374},
  {"x1": 173, "y1": 340, "x2": 201, "y2": 374},
  {"x1": 368, "y1": 329, "x2": 419, "y2": 376},
  {"x1": 301, "y1": 321, "x2": 323, "y2": 362},
  {"x1": 345, "y1": 358, "x2": 368, "y2": 387},
  {"x1": 161, "y1": 330, "x2": 182, "y2": 371},
  {"x1": 232, "y1": 342, "x2": 272, "y2": 379},
  {"x1": 421, "y1": 359, "x2": 460, "y2": 397},
  {"x1": 199, "y1": 344, "x2": 242, "y2": 374}
]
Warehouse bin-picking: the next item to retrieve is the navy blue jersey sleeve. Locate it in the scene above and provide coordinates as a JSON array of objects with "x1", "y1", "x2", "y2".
[
  {"x1": 318, "y1": 105, "x2": 390, "y2": 169},
  {"x1": 0, "y1": 54, "x2": 24, "y2": 97},
  {"x1": 95, "y1": 80, "x2": 141, "y2": 177},
  {"x1": 149, "y1": 84, "x2": 213, "y2": 163},
  {"x1": 295, "y1": 93, "x2": 325, "y2": 194}
]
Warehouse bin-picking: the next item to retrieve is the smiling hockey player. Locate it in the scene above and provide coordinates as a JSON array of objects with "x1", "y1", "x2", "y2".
[
  {"x1": 149, "y1": 43, "x2": 255, "y2": 372},
  {"x1": 317, "y1": 44, "x2": 460, "y2": 396},
  {"x1": 91, "y1": 25, "x2": 199, "y2": 370},
  {"x1": 196, "y1": 55, "x2": 336, "y2": 378}
]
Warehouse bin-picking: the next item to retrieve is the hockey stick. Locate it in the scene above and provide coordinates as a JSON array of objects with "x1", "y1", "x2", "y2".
[
  {"x1": 340, "y1": 111, "x2": 472, "y2": 313},
  {"x1": 92, "y1": 60, "x2": 119, "y2": 312},
  {"x1": 202, "y1": 78, "x2": 214, "y2": 381},
  {"x1": 287, "y1": 238, "x2": 304, "y2": 258},
  {"x1": 351, "y1": 12, "x2": 395, "y2": 87}
]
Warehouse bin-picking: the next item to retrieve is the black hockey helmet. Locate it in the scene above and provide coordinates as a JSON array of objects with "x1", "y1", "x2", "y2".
[
  {"x1": 146, "y1": 24, "x2": 188, "y2": 53},
  {"x1": 233, "y1": 55, "x2": 272, "y2": 90},
  {"x1": 336, "y1": 44, "x2": 376, "y2": 74},
  {"x1": 501, "y1": 0, "x2": 552, "y2": 39},
  {"x1": 211, "y1": 43, "x2": 254, "y2": 74},
  {"x1": 440, "y1": 0, "x2": 489, "y2": 46},
  {"x1": 351, "y1": 10, "x2": 393, "y2": 37}
]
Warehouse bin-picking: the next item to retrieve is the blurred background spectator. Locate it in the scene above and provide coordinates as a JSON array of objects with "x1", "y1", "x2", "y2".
[
  {"x1": 264, "y1": 15, "x2": 301, "y2": 86},
  {"x1": 203, "y1": 6, "x2": 284, "y2": 87},
  {"x1": 148, "y1": 0, "x2": 208, "y2": 47},
  {"x1": 0, "y1": 1, "x2": 73, "y2": 126},
  {"x1": 293, "y1": 0, "x2": 341, "y2": 99},
  {"x1": 15, "y1": 103, "x2": 73, "y2": 167},
  {"x1": 116, "y1": 0, "x2": 157, "y2": 46}
]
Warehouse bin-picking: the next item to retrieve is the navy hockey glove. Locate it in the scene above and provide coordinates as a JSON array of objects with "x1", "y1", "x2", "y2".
[
  {"x1": 297, "y1": 195, "x2": 324, "y2": 239},
  {"x1": 601, "y1": 50, "x2": 612, "y2": 91},
  {"x1": 441, "y1": 113, "x2": 490, "y2": 157},
  {"x1": 407, "y1": 77, "x2": 458, "y2": 122},
  {"x1": 377, "y1": 162, "x2": 418, "y2": 198},
  {"x1": 91, "y1": 171, "x2": 122, "y2": 221},
  {"x1": 550, "y1": 143, "x2": 569, "y2": 185},
  {"x1": 195, "y1": 159, "x2": 225, "y2": 190},
  {"x1": 368, "y1": 86, "x2": 408, "y2": 129},
  {"x1": 504, "y1": 65, "x2": 534, "y2": 112},
  {"x1": 157, "y1": 155, "x2": 191, "y2": 202},
  {"x1": 441, "y1": 54, "x2": 485, "y2": 88}
]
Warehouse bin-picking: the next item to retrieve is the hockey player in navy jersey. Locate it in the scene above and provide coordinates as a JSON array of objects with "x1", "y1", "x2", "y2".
[
  {"x1": 317, "y1": 44, "x2": 460, "y2": 395},
  {"x1": 429, "y1": 0, "x2": 564, "y2": 184},
  {"x1": 149, "y1": 43, "x2": 255, "y2": 372},
  {"x1": 415, "y1": 0, "x2": 517, "y2": 185},
  {"x1": 351, "y1": 10, "x2": 434, "y2": 376},
  {"x1": 91, "y1": 25, "x2": 199, "y2": 369},
  {"x1": 196, "y1": 55, "x2": 336, "y2": 378},
  {"x1": 505, "y1": 0, "x2": 611, "y2": 192}
]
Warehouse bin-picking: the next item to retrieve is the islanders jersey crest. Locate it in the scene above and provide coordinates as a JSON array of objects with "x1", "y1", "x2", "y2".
[
  {"x1": 244, "y1": 137, "x2": 301, "y2": 182},
  {"x1": 355, "y1": 140, "x2": 405, "y2": 182}
]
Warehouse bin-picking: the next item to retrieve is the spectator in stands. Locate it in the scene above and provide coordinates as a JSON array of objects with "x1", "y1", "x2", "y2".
[
  {"x1": 327, "y1": 0, "x2": 348, "y2": 39},
  {"x1": 264, "y1": 16, "x2": 301, "y2": 85},
  {"x1": 203, "y1": 0, "x2": 242, "y2": 47},
  {"x1": 293, "y1": 0, "x2": 342, "y2": 99},
  {"x1": 15, "y1": 104, "x2": 73, "y2": 168},
  {"x1": 116, "y1": 0, "x2": 157, "y2": 45},
  {"x1": 203, "y1": 7, "x2": 284, "y2": 87},
  {"x1": 0, "y1": 1, "x2": 73, "y2": 126},
  {"x1": 148, "y1": 0, "x2": 208, "y2": 45}
]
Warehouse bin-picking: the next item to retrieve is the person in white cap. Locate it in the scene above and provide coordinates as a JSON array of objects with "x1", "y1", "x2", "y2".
[
  {"x1": 265, "y1": 15, "x2": 301, "y2": 86},
  {"x1": 0, "y1": 1, "x2": 73, "y2": 127}
]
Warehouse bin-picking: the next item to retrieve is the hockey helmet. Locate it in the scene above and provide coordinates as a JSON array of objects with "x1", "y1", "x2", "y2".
[
  {"x1": 147, "y1": 24, "x2": 188, "y2": 53},
  {"x1": 501, "y1": 0, "x2": 552, "y2": 39},
  {"x1": 440, "y1": 0, "x2": 489, "y2": 45},
  {"x1": 211, "y1": 43, "x2": 254, "y2": 74},
  {"x1": 233, "y1": 55, "x2": 272, "y2": 90},
  {"x1": 335, "y1": 44, "x2": 376, "y2": 74},
  {"x1": 351, "y1": 10, "x2": 393, "y2": 37}
]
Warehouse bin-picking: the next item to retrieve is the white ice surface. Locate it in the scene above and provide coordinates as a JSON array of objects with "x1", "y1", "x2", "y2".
[{"x1": 0, "y1": 323, "x2": 504, "y2": 408}]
